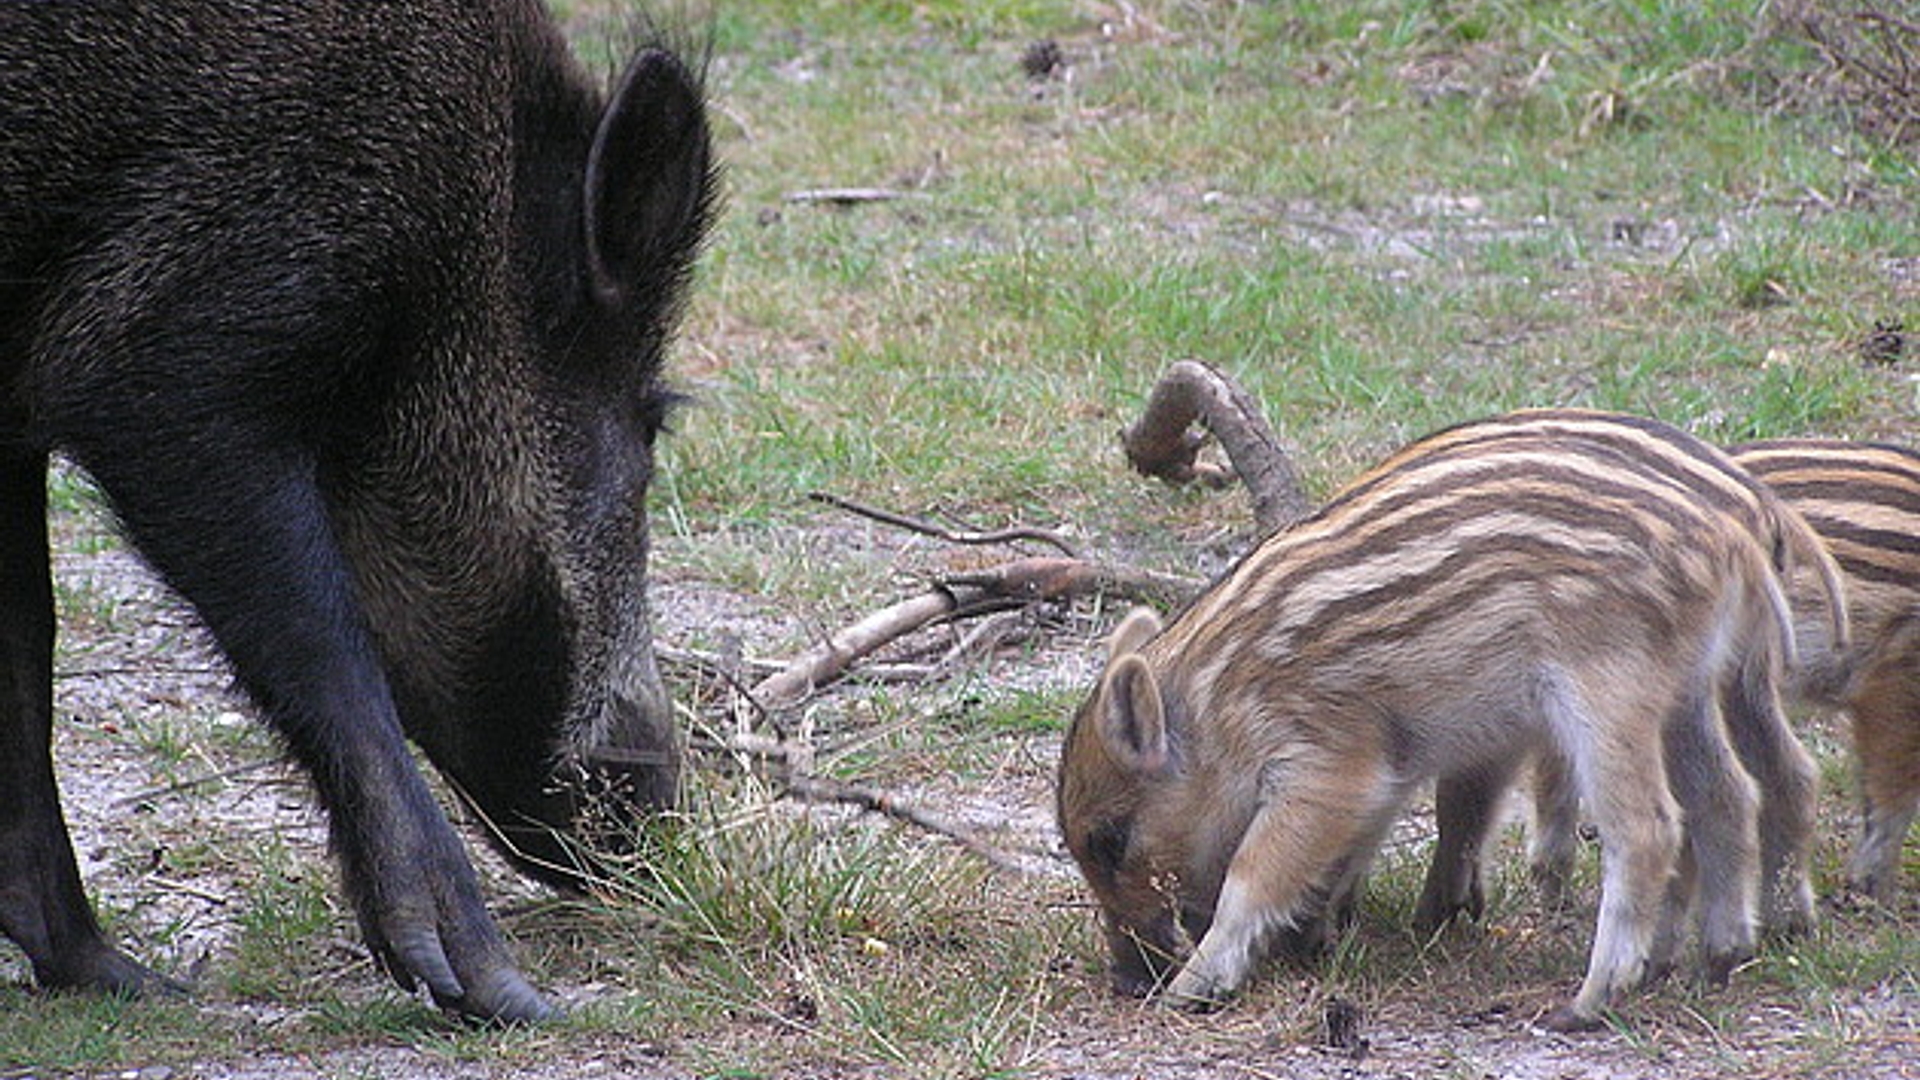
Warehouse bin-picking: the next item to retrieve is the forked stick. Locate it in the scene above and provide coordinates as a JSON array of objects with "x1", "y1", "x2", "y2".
[{"x1": 1120, "y1": 358, "x2": 1311, "y2": 535}]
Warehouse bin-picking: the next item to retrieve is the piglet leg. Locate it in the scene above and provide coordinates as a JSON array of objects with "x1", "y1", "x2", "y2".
[{"x1": 1166, "y1": 743, "x2": 1396, "y2": 1010}]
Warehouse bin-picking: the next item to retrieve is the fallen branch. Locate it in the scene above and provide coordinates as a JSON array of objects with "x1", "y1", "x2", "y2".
[
  {"x1": 785, "y1": 187, "x2": 911, "y2": 206},
  {"x1": 751, "y1": 588, "x2": 978, "y2": 708},
  {"x1": 944, "y1": 555, "x2": 1200, "y2": 611},
  {"x1": 747, "y1": 554, "x2": 1203, "y2": 708},
  {"x1": 675, "y1": 363, "x2": 1326, "y2": 879},
  {"x1": 1120, "y1": 358, "x2": 1312, "y2": 535}
]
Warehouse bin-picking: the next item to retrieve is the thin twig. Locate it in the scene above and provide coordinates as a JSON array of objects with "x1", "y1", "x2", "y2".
[
  {"x1": 809, "y1": 491, "x2": 1080, "y2": 557},
  {"x1": 688, "y1": 719, "x2": 1059, "y2": 875},
  {"x1": 781, "y1": 771, "x2": 1057, "y2": 876},
  {"x1": 660, "y1": 643, "x2": 786, "y2": 739},
  {"x1": 656, "y1": 643, "x2": 782, "y2": 678},
  {"x1": 932, "y1": 608, "x2": 1035, "y2": 673},
  {"x1": 144, "y1": 875, "x2": 230, "y2": 906},
  {"x1": 55, "y1": 664, "x2": 226, "y2": 681},
  {"x1": 114, "y1": 757, "x2": 289, "y2": 807}
]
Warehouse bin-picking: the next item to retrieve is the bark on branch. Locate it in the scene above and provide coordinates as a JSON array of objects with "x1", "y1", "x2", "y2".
[
  {"x1": 1120, "y1": 358, "x2": 1312, "y2": 535},
  {"x1": 748, "y1": 557, "x2": 1202, "y2": 708},
  {"x1": 751, "y1": 589, "x2": 977, "y2": 708}
]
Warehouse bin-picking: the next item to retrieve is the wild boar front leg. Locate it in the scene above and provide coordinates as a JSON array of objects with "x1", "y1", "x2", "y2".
[
  {"x1": 1164, "y1": 746, "x2": 1396, "y2": 1010},
  {"x1": 75, "y1": 434, "x2": 552, "y2": 1024},
  {"x1": 0, "y1": 451, "x2": 174, "y2": 995}
]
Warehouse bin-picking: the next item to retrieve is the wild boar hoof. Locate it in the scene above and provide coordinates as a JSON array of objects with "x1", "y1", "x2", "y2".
[
  {"x1": 1701, "y1": 948, "x2": 1752, "y2": 990},
  {"x1": 44, "y1": 943, "x2": 189, "y2": 1000},
  {"x1": 371, "y1": 908, "x2": 556, "y2": 1024},
  {"x1": 445, "y1": 967, "x2": 559, "y2": 1026}
]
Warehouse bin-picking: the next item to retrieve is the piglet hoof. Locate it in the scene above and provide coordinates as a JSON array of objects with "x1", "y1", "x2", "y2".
[
  {"x1": 1530, "y1": 871, "x2": 1565, "y2": 906},
  {"x1": 1764, "y1": 905, "x2": 1816, "y2": 943},
  {"x1": 1412, "y1": 894, "x2": 1479, "y2": 939},
  {"x1": 1642, "y1": 957, "x2": 1677, "y2": 989},
  {"x1": 1843, "y1": 872, "x2": 1895, "y2": 910},
  {"x1": 1413, "y1": 879, "x2": 1484, "y2": 939},
  {"x1": 1161, "y1": 970, "x2": 1232, "y2": 1013},
  {"x1": 1164, "y1": 989, "x2": 1230, "y2": 1014},
  {"x1": 1830, "y1": 878, "x2": 1894, "y2": 920},
  {"x1": 1536, "y1": 1005, "x2": 1607, "y2": 1035},
  {"x1": 1701, "y1": 948, "x2": 1753, "y2": 990}
]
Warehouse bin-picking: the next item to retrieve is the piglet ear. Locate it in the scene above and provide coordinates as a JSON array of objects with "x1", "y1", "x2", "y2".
[
  {"x1": 1097, "y1": 656, "x2": 1172, "y2": 778},
  {"x1": 584, "y1": 47, "x2": 716, "y2": 304},
  {"x1": 1105, "y1": 607, "x2": 1163, "y2": 664}
]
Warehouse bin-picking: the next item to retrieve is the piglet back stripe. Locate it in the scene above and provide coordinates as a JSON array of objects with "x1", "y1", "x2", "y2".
[
  {"x1": 1163, "y1": 414, "x2": 1754, "y2": 662},
  {"x1": 1191, "y1": 461, "x2": 1703, "y2": 635},
  {"x1": 1732, "y1": 440, "x2": 1920, "y2": 588},
  {"x1": 1733, "y1": 443, "x2": 1920, "y2": 519},
  {"x1": 1347, "y1": 409, "x2": 1771, "y2": 519}
]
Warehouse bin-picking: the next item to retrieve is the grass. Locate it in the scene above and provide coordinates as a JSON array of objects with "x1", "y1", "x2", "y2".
[
  {"x1": 665, "y1": 0, "x2": 1911, "y2": 532},
  {"x1": 8, "y1": 0, "x2": 1917, "y2": 1077},
  {"x1": 546, "y1": 773, "x2": 1072, "y2": 1075}
]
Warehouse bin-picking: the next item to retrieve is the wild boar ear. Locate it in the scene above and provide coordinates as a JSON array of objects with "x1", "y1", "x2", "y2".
[
  {"x1": 1105, "y1": 608, "x2": 1163, "y2": 664},
  {"x1": 1097, "y1": 656, "x2": 1172, "y2": 778},
  {"x1": 585, "y1": 47, "x2": 717, "y2": 304}
]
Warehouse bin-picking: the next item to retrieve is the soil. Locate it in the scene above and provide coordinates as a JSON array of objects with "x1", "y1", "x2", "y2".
[{"x1": 15, "y1": 517, "x2": 1919, "y2": 1080}]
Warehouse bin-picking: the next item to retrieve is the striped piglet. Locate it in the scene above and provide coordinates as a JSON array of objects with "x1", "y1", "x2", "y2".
[
  {"x1": 1056, "y1": 410, "x2": 1836, "y2": 1031},
  {"x1": 1492, "y1": 439, "x2": 1915, "y2": 909}
]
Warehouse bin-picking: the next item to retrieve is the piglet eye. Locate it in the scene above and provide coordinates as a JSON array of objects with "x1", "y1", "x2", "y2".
[{"x1": 1088, "y1": 820, "x2": 1131, "y2": 873}]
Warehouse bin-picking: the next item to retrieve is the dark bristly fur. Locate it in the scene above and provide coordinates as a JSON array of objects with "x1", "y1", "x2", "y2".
[
  {"x1": 1057, "y1": 410, "x2": 1825, "y2": 1032},
  {"x1": 1, "y1": 2, "x2": 717, "y2": 1023}
]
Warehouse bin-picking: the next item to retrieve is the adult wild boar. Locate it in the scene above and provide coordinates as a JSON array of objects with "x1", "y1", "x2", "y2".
[{"x1": 0, "y1": 1, "x2": 716, "y2": 1023}]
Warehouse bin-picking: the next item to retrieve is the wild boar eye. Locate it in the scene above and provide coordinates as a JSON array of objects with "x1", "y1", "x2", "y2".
[{"x1": 1087, "y1": 819, "x2": 1131, "y2": 874}]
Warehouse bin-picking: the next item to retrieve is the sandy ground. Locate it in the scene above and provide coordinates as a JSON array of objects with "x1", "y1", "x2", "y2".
[{"x1": 13, "y1": 526, "x2": 1918, "y2": 1079}]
